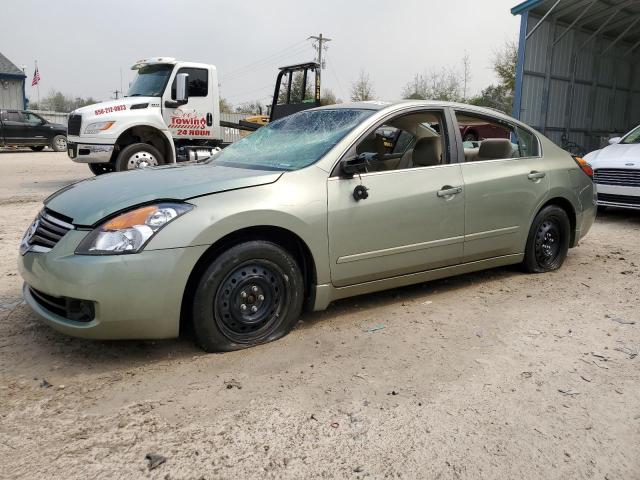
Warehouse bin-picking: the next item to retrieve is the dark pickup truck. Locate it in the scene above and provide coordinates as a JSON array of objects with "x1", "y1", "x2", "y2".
[{"x1": 0, "y1": 110, "x2": 67, "y2": 151}]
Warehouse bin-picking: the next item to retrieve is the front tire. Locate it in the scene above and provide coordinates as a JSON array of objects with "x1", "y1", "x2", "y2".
[
  {"x1": 115, "y1": 143, "x2": 164, "y2": 171},
  {"x1": 522, "y1": 205, "x2": 570, "y2": 273},
  {"x1": 89, "y1": 163, "x2": 115, "y2": 175},
  {"x1": 192, "y1": 241, "x2": 304, "y2": 352},
  {"x1": 51, "y1": 135, "x2": 67, "y2": 152}
]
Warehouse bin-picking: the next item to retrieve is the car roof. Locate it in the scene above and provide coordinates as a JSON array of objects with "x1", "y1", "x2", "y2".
[{"x1": 315, "y1": 100, "x2": 524, "y2": 127}]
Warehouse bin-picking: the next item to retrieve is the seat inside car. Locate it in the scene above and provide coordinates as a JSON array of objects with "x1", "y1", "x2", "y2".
[
  {"x1": 473, "y1": 138, "x2": 513, "y2": 161},
  {"x1": 398, "y1": 136, "x2": 442, "y2": 169}
]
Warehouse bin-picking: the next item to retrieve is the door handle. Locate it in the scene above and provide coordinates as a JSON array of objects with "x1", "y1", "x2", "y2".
[
  {"x1": 527, "y1": 171, "x2": 546, "y2": 181},
  {"x1": 206, "y1": 113, "x2": 213, "y2": 126},
  {"x1": 437, "y1": 185, "x2": 463, "y2": 197}
]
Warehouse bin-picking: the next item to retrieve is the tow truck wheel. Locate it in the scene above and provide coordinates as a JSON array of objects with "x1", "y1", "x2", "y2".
[
  {"x1": 89, "y1": 163, "x2": 115, "y2": 176},
  {"x1": 115, "y1": 143, "x2": 164, "y2": 171}
]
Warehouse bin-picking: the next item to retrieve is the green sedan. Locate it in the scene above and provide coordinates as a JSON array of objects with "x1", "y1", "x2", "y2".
[{"x1": 18, "y1": 101, "x2": 596, "y2": 352}]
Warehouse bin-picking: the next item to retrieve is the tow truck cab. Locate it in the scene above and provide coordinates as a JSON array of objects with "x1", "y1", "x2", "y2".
[
  {"x1": 67, "y1": 57, "x2": 321, "y2": 175},
  {"x1": 67, "y1": 57, "x2": 221, "y2": 174}
]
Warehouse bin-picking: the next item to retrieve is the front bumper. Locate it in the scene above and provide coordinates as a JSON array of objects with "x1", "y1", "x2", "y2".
[
  {"x1": 18, "y1": 230, "x2": 208, "y2": 340},
  {"x1": 67, "y1": 141, "x2": 114, "y2": 164},
  {"x1": 595, "y1": 183, "x2": 640, "y2": 210}
]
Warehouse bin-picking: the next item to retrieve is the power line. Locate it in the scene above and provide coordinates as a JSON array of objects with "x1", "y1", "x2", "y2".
[
  {"x1": 222, "y1": 44, "x2": 312, "y2": 82},
  {"x1": 221, "y1": 40, "x2": 309, "y2": 80}
]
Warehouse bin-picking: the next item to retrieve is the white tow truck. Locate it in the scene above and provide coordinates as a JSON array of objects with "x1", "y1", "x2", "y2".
[{"x1": 67, "y1": 57, "x2": 320, "y2": 174}]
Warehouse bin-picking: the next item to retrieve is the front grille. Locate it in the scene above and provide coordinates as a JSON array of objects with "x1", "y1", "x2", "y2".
[
  {"x1": 28, "y1": 287, "x2": 95, "y2": 322},
  {"x1": 67, "y1": 114, "x2": 82, "y2": 136},
  {"x1": 594, "y1": 168, "x2": 640, "y2": 187},
  {"x1": 597, "y1": 193, "x2": 640, "y2": 206},
  {"x1": 24, "y1": 209, "x2": 74, "y2": 253}
]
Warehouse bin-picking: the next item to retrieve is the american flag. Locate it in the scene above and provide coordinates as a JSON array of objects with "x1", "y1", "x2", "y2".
[{"x1": 32, "y1": 66, "x2": 40, "y2": 87}]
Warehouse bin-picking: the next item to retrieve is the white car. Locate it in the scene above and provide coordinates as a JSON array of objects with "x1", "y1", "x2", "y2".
[{"x1": 585, "y1": 125, "x2": 640, "y2": 210}]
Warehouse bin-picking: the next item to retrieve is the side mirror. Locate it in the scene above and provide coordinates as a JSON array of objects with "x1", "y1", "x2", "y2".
[
  {"x1": 608, "y1": 136, "x2": 621, "y2": 145},
  {"x1": 176, "y1": 73, "x2": 189, "y2": 104},
  {"x1": 340, "y1": 152, "x2": 377, "y2": 177}
]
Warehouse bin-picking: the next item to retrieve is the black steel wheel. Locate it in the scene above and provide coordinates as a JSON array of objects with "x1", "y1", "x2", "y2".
[
  {"x1": 192, "y1": 241, "x2": 304, "y2": 352},
  {"x1": 522, "y1": 205, "x2": 570, "y2": 273}
]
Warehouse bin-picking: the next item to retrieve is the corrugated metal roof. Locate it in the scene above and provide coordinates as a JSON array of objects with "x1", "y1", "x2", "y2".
[
  {"x1": 0, "y1": 52, "x2": 25, "y2": 76},
  {"x1": 513, "y1": 0, "x2": 640, "y2": 48}
]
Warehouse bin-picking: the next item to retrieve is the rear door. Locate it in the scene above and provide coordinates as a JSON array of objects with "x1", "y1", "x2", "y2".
[
  {"x1": 454, "y1": 109, "x2": 549, "y2": 262},
  {"x1": 0, "y1": 111, "x2": 28, "y2": 144},
  {"x1": 162, "y1": 66, "x2": 215, "y2": 141}
]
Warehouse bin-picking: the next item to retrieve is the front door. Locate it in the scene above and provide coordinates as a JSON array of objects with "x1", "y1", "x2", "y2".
[
  {"x1": 23, "y1": 112, "x2": 50, "y2": 145},
  {"x1": 327, "y1": 109, "x2": 465, "y2": 287},
  {"x1": 454, "y1": 110, "x2": 550, "y2": 261},
  {"x1": 162, "y1": 66, "x2": 215, "y2": 141}
]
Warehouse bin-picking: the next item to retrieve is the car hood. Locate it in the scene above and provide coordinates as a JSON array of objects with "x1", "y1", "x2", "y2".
[
  {"x1": 48, "y1": 122, "x2": 67, "y2": 131},
  {"x1": 45, "y1": 163, "x2": 283, "y2": 226},
  {"x1": 585, "y1": 143, "x2": 640, "y2": 169}
]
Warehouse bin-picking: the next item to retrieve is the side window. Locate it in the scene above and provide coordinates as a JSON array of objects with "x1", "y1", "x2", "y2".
[
  {"x1": 514, "y1": 126, "x2": 539, "y2": 157},
  {"x1": 171, "y1": 68, "x2": 208, "y2": 98},
  {"x1": 353, "y1": 110, "x2": 448, "y2": 172},
  {"x1": 456, "y1": 111, "x2": 518, "y2": 162},
  {"x1": 3, "y1": 111, "x2": 25, "y2": 122},
  {"x1": 24, "y1": 113, "x2": 44, "y2": 125}
]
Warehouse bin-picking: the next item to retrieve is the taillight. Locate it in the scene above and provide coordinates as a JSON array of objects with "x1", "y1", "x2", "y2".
[{"x1": 573, "y1": 156, "x2": 593, "y2": 178}]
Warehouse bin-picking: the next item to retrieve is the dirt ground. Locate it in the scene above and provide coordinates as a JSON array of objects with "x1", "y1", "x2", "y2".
[{"x1": 0, "y1": 150, "x2": 638, "y2": 480}]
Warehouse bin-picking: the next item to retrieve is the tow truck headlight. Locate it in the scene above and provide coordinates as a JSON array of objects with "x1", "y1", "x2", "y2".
[
  {"x1": 75, "y1": 203, "x2": 193, "y2": 255},
  {"x1": 84, "y1": 121, "x2": 115, "y2": 134}
]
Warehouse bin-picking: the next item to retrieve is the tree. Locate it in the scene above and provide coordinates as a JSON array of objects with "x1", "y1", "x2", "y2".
[
  {"x1": 320, "y1": 88, "x2": 342, "y2": 106},
  {"x1": 401, "y1": 68, "x2": 463, "y2": 102},
  {"x1": 350, "y1": 70, "x2": 375, "y2": 101},
  {"x1": 219, "y1": 97, "x2": 233, "y2": 113},
  {"x1": 462, "y1": 50, "x2": 471, "y2": 101},
  {"x1": 468, "y1": 40, "x2": 518, "y2": 114},
  {"x1": 30, "y1": 90, "x2": 98, "y2": 112},
  {"x1": 277, "y1": 71, "x2": 313, "y2": 104},
  {"x1": 493, "y1": 40, "x2": 518, "y2": 93},
  {"x1": 235, "y1": 100, "x2": 265, "y2": 114}
]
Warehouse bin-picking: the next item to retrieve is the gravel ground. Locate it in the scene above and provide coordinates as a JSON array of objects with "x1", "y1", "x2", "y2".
[{"x1": 1, "y1": 150, "x2": 639, "y2": 480}]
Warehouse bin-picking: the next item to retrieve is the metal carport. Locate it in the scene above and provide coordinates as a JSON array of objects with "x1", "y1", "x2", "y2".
[{"x1": 511, "y1": 0, "x2": 640, "y2": 154}]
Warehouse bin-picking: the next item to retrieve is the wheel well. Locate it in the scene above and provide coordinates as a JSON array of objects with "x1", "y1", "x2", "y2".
[
  {"x1": 179, "y1": 226, "x2": 317, "y2": 333},
  {"x1": 539, "y1": 197, "x2": 577, "y2": 246},
  {"x1": 113, "y1": 126, "x2": 172, "y2": 163}
]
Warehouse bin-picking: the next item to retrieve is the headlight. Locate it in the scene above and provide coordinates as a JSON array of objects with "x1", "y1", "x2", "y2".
[
  {"x1": 75, "y1": 203, "x2": 193, "y2": 255},
  {"x1": 84, "y1": 121, "x2": 115, "y2": 134}
]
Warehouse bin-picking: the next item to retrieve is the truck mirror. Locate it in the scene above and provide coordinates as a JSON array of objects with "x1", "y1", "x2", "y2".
[{"x1": 176, "y1": 73, "x2": 189, "y2": 104}]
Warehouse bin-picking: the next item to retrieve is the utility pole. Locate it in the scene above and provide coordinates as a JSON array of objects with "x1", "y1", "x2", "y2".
[{"x1": 308, "y1": 33, "x2": 331, "y2": 103}]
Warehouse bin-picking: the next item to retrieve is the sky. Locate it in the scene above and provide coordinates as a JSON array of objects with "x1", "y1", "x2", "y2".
[{"x1": 1, "y1": 0, "x2": 521, "y2": 108}]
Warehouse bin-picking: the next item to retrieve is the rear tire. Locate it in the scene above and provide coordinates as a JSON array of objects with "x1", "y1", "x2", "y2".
[
  {"x1": 51, "y1": 135, "x2": 67, "y2": 152},
  {"x1": 192, "y1": 241, "x2": 304, "y2": 352},
  {"x1": 30, "y1": 146, "x2": 45, "y2": 152},
  {"x1": 522, "y1": 205, "x2": 570, "y2": 273},
  {"x1": 89, "y1": 163, "x2": 115, "y2": 175},
  {"x1": 115, "y1": 143, "x2": 164, "y2": 171}
]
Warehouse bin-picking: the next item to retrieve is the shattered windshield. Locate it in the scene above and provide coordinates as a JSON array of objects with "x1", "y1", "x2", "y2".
[
  {"x1": 212, "y1": 108, "x2": 375, "y2": 171},
  {"x1": 621, "y1": 125, "x2": 640, "y2": 144},
  {"x1": 127, "y1": 64, "x2": 173, "y2": 97}
]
